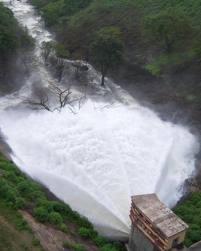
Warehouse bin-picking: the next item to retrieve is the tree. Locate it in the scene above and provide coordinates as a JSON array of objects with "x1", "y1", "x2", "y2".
[
  {"x1": 24, "y1": 85, "x2": 85, "y2": 113},
  {"x1": 41, "y1": 41, "x2": 54, "y2": 62},
  {"x1": 144, "y1": 8, "x2": 193, "y2": 53},
  {"x1": 91, "y1": 26, "x2": 123, "y2": 86},
  {"x1": 0, "y1": 4, "x2": 18, "y2": 54},
  {"x1": 63, "y1": 0, "x2": 92, "y2": 16}
]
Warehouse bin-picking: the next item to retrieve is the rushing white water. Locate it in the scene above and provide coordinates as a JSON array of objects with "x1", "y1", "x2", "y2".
[{"x1": 0, "y1": 0, "x2": 199, "y2": 239}]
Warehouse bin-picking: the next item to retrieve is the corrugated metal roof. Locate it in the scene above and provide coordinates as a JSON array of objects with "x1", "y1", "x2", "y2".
[{"x1": 131, "y1": 194, "x2": 188, "y2": 238}]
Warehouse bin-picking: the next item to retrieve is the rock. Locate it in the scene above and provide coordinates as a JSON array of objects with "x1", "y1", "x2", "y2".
[{"x1": 72, "y1": 62, "x2": 89, "y2": 71}]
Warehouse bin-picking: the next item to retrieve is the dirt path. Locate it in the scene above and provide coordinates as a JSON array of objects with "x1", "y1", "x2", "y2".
[{"x1": 22, "y1": 211, "x2": 69, "y2": 251}]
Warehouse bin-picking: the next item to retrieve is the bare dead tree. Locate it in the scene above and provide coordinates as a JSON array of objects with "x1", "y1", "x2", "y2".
[
  {"x1": 24, "y1": 93, "x2": 52, "y2": 111},
  {"x1": 52, "y1": 86, "x2": 72, "y2": 110},
  {"x1": 24, "y1": 85, "x2": 86, "y2": 113}
]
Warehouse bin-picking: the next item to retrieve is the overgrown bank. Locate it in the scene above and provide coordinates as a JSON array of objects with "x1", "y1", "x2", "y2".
[
  {"x1": 1, "y1": 147, "x2": 198, "y2": 250},
  {"x1": 28, "y1": 0, "x2": 201, "y2": 248},
  {"x1": 0, "y1": 153, "x2": 125, "y2": 251},
  {"x1": 174, "y1": 193, "x2": 201, "y2": 247},
  {"x1": 29, "y1": 0, "x2": 201, "y2": 138}
]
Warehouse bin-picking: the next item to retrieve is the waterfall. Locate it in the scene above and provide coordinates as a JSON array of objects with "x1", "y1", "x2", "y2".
[{"x1": 0, "y1": 0, "x2": 199, "y2": 239}]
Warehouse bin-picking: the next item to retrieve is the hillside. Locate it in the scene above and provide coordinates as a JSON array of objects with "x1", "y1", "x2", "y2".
[
  {"x1": 0, "y1": 200, "x2": 43, "y2": 251},
  {"x1": 1, "y1": 1, "x2": 201, "y2": 250},
  {"x1": 0, "y1": 3, "x2": 32, "y2": 94},
  {"x1": 29, "y1": 0, "x2": 201, "y2": 75},
  {"x1": 0, "y1": 153, "x2": 125, "y2": 251},
  {"x1": 26, "y1": 1, "x2": 201, "y2": 248},
  {"x1": 29, "y1": 0, "x2": 201, "y2": 132}
]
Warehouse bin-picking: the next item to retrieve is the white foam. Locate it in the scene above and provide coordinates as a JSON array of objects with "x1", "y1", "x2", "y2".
[
  {"x1": 0, "y1": 102, "x2": 198, "y2": 238},
  {"x1": 0, "y1": 0, "x2": 199, "y2": 239}
]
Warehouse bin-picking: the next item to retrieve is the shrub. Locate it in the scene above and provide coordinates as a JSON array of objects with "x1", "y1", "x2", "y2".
[
  {"x1": 15, "y1": 218, "x2": 29, "y2": 231},
  {"x1": 48, "y1": 212, "x2": 63, "y2": 225},
  {"x1": 0, "y1": 179, "x2": 10, "y2": 196},
  {"x1": 93, "y1": 236, "x2": 108, "y2": 247},
  {"x1": 63, "y1": 240, "x2": 72, "y2": 249},
  {"x1": 5, "y1": 172, "x2": 18, "y2": 183},
  {"x1": 78, "y1": 227, "x2": 97, "y2": 239},
  {"x1": 71, "y1": 212, "x2": 93, "y2": 229},
  {"x1": 145, "y1": 63, "x2": 161, "y2": 76},
  {"x1": 32, "y1": 238, "x2": 41, "y2": 247},
  {"x1": 31, "y1": 189, "x2": 46, "y2": 201},
  {"x1": 34, "y1": 207, "x2": 49, "y2": 223},
  {"x1": 100, "y1": 244, "x2": 119, "y2": 251},
  {"x1": 55, "y1": 43, "x2": 69, "y2": 58},
  {"x1": 15, "y1": 197, "x2": 26, "y2": 209},
  {"x1": 38, "y1": 200, "x2": 55, "y2": 213},
  {"x1": 63, "y1": 241, "x2": 86, "y2": 251},
  {"x1": 73, "y1": 244, "x2": 86, "y2": 251},
  {"x1": 17, "y1": 181, "x2": 32, "y2": 195},
  {"x1": 59, "y1": 223, "x2": 69, "y2": 233},
  {"x1": 174, "y1": 192, "x2": 201, "y2": 246},
  {"x1": 5, "y1": 188, "x2": 17, "y2": 204}
]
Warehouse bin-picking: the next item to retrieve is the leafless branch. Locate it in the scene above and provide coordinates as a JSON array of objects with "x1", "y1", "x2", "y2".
[
  {"x1": 24, "y1": 93, "x2": 52, "y2": 112},
  {"x1": 24, "y1": 85, "x2": 86, "y2": 113}
]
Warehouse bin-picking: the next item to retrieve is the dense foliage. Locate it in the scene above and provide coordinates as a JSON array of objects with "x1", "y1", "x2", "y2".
[
  {"x1": 0, "y1": 3, "x2": 33, "y2": 93},
  {"x1": 91, "y1": 26, "x2": 123, "y2": 85},
  {"x1": 0, "y1": 153, "x2": 124, "y2": 251},
  {"x1": 0, "y1": 3, "x2": 32, "y2": 56},
  {"x1": 174, "y1": 193, "x2": 201, "y2": 247},
  {"x1": 30, "y1": 0, "x2": 201, "y2": 75}
]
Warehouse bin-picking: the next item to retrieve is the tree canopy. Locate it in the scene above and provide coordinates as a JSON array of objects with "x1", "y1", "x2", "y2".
[
  {"x1": 144, "y1": 8, "x2": 193, "y2": 52},
  {"x1": 0, "y1": 4, "x2": 18, "y2": 54},
  {"x1": 91, "y1": 26, "x2": 123, "y2": 86},
  {"x1": 0, "y1": 3, "x2": 32, "y2": 56}
]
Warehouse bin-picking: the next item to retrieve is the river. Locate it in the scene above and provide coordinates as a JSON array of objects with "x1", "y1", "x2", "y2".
[{"x1": 0, "y1": 0, "x2": 199, "y2": 239}]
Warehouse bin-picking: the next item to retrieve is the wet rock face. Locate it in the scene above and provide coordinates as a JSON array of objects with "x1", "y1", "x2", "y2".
[{"x1": 72, "y1": 62, "x2": 89, "y2": 72}]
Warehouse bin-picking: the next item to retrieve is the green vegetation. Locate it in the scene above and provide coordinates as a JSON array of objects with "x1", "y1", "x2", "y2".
[
  {"x1": 41, "y1": 41, "x2": 69, "y2": 61},
  {"x1": 0, "y1": 198, "x2": 43, "y2": 251},
  {"x1": 63, "y1": 240, "x2": 87, "y2": 251},
  {"x1": 30, "y1": 0, "x2": 201, "y2": 79},
  {"x1": 0, "y1": 2, "x2": 33, "y2": 93},
  {"x1": 91, "y1": 26, "x2": 123, "y2": 86},
  {"x1": 0, "y1": 153, "x2": 124, "y2": 251},
  {"x1": 144, "y1": 8, "x2": 193, "y2": 53},
  {"x1": 0, "y1": 3, "x2": 32, "y2": 56},
  {"x1": 31, "y1": 0, "x2": 93, "y2": 26},
  {"x1": 174, "y1": 193, "x2": 201, "y2": 247}
]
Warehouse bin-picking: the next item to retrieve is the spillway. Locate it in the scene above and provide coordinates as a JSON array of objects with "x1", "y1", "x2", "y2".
[{"x1": 0, "y1": 0, "x2": 199, "y2": 239}]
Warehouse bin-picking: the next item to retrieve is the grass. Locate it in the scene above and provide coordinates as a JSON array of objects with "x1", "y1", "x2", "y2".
[
  {"x1": 0, "y1": 200, "x2": 43, "y2": 251},
  {"x1": 174, "y1": 192, "x2": 201, "y2": 247},
  {"x1": 0, "y1": 153, "x2": 125, "y2": 251}
]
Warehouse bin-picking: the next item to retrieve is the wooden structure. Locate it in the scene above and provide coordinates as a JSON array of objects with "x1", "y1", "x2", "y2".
[{"x1": 129, "y1": 194, "x2": 188, "y2": 251}]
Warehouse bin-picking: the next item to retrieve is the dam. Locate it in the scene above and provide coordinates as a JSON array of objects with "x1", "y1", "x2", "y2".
[{"x1": 0, "y1": 0, "x2": 199, "y2": 239}]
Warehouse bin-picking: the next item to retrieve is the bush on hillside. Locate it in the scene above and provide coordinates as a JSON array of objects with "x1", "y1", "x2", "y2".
[
  {"x1": 48, "y1": 212, "x2": 63, "y2": 225},
  {"x1": 78, "y1": 227, "x2": 98, "y2": 239},
  {"x1": 34, "y1": 207, "x2": 49, "y2": 223},
  {"x1": 174, "y1": 192, "x2": 201, "y2": 246}
]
